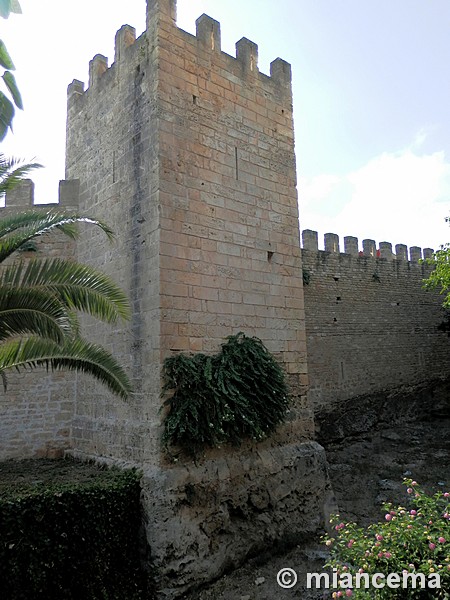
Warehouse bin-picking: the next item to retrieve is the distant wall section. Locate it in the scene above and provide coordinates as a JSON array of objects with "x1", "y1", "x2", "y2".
[
  {"x1": 301, "y1": 230, "x2": 450, "y2": 414},
  {"x1": 0, "y1": 180, "x2": 79, "y2": 459}
]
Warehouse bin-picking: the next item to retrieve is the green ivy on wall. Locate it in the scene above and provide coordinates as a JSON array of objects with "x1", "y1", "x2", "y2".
[{"x1": 162, "y1": 332, "x2": 290, "y2": 457}]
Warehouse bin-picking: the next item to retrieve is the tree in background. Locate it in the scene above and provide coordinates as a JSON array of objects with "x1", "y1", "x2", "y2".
[
  {"x1": 423, "y1": 216, "x2": 450, "y2": 309},
  {"x1": 0, "y1": 0, "x2": 23, "y2": 141}
]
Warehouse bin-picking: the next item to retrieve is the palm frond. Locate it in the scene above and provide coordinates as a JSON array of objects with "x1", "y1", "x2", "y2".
[
  {"x1": 0, "y1": 285, "x2": 74, "y2": 342},
  {"x1": 0, "y1": 337, "x2": 132, "y2": 400},
  {"x1": 0, "y1": 210, "x2": 115, "y2": 263},
  {"x1": 0, "y1": 155, "x2": 42, "y2": 198},
  {"x1": 0, "y1": 258, "x2": 130, "y2": 322}
]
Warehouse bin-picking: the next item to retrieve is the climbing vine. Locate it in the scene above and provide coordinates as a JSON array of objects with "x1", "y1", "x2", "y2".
[{"x1": 162, "y1": 332, "x2": 290, "y2": 456}]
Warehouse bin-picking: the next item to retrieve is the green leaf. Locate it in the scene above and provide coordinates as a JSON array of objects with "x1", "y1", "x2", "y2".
[
  {"x1": 0, "y1": 40, "x2": 14, "y2": 69},
  {"x1": 0, "y1": 155, "x2": 42, "y2": 197},
  {"x1": 2, "y1": 71, "x2": 22, "y2": 109},
  {"x1": 0, "y1": 284, "x2": 73, "y2": 343},
  {"x1": 0, "y1": 337, "x2": 132, "y2": 399},
  {"x1": 0, "y1": 209, "x2": 115, "y2": 263},
  {"x1": 0, "y1": 90, "x2": 14, "y2": 141},
  {"x1": 0, "y1": 257, "x2": 131, "y2": 323},
  {"x1": 0, "y1": 205, "x2": 133, "y2": 400}
]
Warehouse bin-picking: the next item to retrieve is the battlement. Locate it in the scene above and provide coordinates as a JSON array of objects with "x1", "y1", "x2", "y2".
[
  {"x1": 67, "y1": 0, "x2": 292, "y2": 102},
  {"x1": 3, "y1": 179, "x2": 80, "y2": 210},
  {"x1": 301, "y1": 230, "x2": 434, "y2": 263}
]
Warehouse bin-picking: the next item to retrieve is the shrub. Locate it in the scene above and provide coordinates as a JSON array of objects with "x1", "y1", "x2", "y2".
[
  {"x1": 0, "y1": 464, "x2": 153, "y2": 599},
  {"x1": 162, "y1": 332, "x2": 289, "y2": 456},
  {"x1": 322, "y1": 479, "x2": 450, "y2": 598}
]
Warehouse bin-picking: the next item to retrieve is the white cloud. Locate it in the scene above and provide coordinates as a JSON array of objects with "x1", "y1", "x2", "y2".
[
  {"x1": 299, "y1": 173, "x2": 341, "y2": 203},
  {"x1": 299, "y1": 148, "x2": 450, "y2": 250}
]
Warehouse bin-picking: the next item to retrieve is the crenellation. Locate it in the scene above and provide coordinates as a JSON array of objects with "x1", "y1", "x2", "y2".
[
  {"x1": 67, "y1": 2, "x2": 292, "y2": 110},
  {"x1": 270, "y1": 58, "x2": 292, "y2": 89},
  {"x1": 301, "y1": 230, "x2": 435, "y2": 263},
  {"x1": 196, "y1": 14, "x2": 221, "y2": 52},
  {"x1": 379, "y1": 241, "x2": 393, "y2": 259},
  {"x1": 146, "y1": 0, "x2": 176, "y2": 30},
  {"x1": 363, "y1": 238, "x2": 376, "y2": 257},
  {"x1": 236, "y1": 37, "x2": 259, "y2": 74},
  {"x1": 67, "y1": 79, "x2": 85, "y2": 100},
  {"x1": 324, "y1": 232, "x2": 339, "y2": 253},
  {"x1": 58, "y1": 179, "x2": 80, "y2": 208},
  {"x1": 114, "y1": 25, "x2": 136, "y2": 64},
  {"x1": 2, "y1": 178, "x2": 80, "y2": 209},
  {"x1": 344, "y1": 235, "x2": 358, "y2": 256},
  {"x1": 302, "y1": 229, "x2": 318, "y2": 250},
  {"x1": 409, "y1": 246, "x2": 422, "y2": 262},
  {"x1": 395, "y1": 244, "x2": 408, "y2": 260},
  {"x1": 89, "y1": 54, "x2": 108, "y2": 88},
  {"x1": 5, "y1": 179, "x2": 33, "y2": 208}
]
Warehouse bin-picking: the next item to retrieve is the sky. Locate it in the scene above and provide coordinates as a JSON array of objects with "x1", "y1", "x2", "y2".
[{"x1": 2, "y1": 0, "x2": 450, "y2": 250}]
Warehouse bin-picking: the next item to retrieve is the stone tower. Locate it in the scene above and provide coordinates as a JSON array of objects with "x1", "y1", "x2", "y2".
[{"x1": 64, "y1": 0, "x2": 330, "y2": 595}]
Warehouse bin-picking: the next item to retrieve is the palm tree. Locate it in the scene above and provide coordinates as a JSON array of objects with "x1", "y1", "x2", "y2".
[{"x1": 0, "y1": 208, "x2": 132, "y2": 399}]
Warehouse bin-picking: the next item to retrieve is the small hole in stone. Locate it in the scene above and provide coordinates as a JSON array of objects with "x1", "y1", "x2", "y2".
[
  {"x1": 267, "y1": 251, "x2": 274, "y2": 262},
  {"x1": 333, "y1": 317, "x2": 337, "y2": 322},
  {"x1": 336, "y1": 296, "x2": 341, "y2": 301},
  {"x1": 193, "y1": 95, "x2": 197, "y2": 104}
]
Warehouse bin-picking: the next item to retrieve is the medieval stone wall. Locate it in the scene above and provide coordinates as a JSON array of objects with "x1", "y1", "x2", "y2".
[
  {"x1": 63, "y1": 2, "x2": 324, "y2": 592},
  {"x1": 1, "y1": 2, "x2": 449, "y2": 595},
  {"x1": 64, "y1": 0, "x2": 310, "y2": 464},
  {"x1": 301, "y1": 229, "x2": 450, "y2": 416}
]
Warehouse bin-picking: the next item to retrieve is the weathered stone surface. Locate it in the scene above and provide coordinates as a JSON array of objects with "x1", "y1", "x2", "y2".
[
  {"x1": 142, "y1": 441, "x2": 334, "y2": 598},
  {"x1": 63, "y1": 0, "x2": 309, "y2": 465}
]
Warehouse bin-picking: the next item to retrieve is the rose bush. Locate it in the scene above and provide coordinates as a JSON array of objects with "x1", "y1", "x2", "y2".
[{"x1": 322, "y1": 479, "x2": 450, "y2": 598}]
